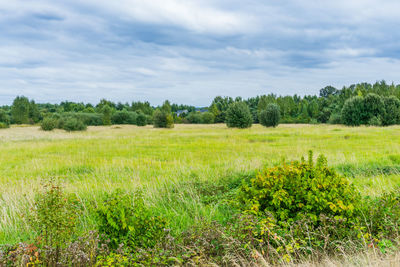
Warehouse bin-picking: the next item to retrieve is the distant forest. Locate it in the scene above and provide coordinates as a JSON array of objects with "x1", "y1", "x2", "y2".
[{"x1": 1, "y1": 80, "x2": 400, "y2": 128}]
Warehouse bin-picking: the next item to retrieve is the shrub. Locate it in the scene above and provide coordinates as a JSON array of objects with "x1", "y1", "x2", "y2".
[
  {"x1": 328, "y1": 112, "x2": 342, "y2": 124},
  {"x1": 382, "y1": 96, "x2": 400, "y2": 126},
  {"x1": 0, "y1": 109, "x2": 10, "y2": 126},
  {"x1": 259, "y1": 103, "x2": 280, "y2": 127},
  {"x1": 341, "y1": 96, "x2": 365, "y2": 126},
  {"x1": 41, "y1": 117, "x2": 58, "y2": 131},
  {"x1": 63, "y1": 118, "x2": 87, "y2": 132},
  {"x1": 28, "y1": 180, "x2": 80, "y2": 264},
  {"x1": 111, "y1": 110, "x2": 137, "y2": 125},
  {"x1": 153, "y1": 110, "x2": 174, "y2": 128},
  {"x1": 363, "y1": 93, "x2": 384, "y2": 122},
  {"x1": 226, "y1": 102, "x2": 252, "y2": 128},
  {"x1": 186, "y1": 112, "x2": 202, "y2": 124},
  {"x1": 95, "y1": 189, "x2": 167, "y2": 249},
  {"x1": 75, "y1": 113, "x2": 103, "y2": 126},
  {"x1": 0, "y1": 122, "x2": 9, "y2": 129},
  {"x1": 136, "y1": 112, "x2": 147, "y2": 126},
  {"x1": 201, "y1": 112, "x2": 215, "y2": 124},
  {"x1": 238, "y1": 151, "x2": 361, "y2": 225},
  {"x1": 101, "y1": 105, "x2": 112, "y2": 126}
]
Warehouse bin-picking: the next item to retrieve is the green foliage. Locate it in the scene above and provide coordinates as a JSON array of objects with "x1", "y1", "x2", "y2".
[
  {"x1": 153, "y1": 101, "x2": 174, "y2": 128},
  {"x1": 259, "y1": 103, "x2": 280, "y2": 127},
  {"x1": 341, "y1": 96, "x2": 365, "y2": 126},
  {"x1": 201, "y1": 112, "x2": 215, "y2": 124},
  {"x1": 0, "y1": 122, "x2": 9, "y2": 129},
  {"x1": 328, "y1": 112, "x2": 342, "y2": 124},
  {"x1": 29, "y1": 180, "x2": 80, "y2": 250},
  {"x1": 382, "y1": 96, "x2": 400, "y2": 125},
  {"x1": 136, "y1": 112, "x2": 147, "y2": 126},
  {"x1": 111, "y1": 110, "x2": 137, "y2": 125},
  {"x1": 238, "y1": 152, "x2": 361, "y2": 225},
  {"x1": 0, "y1": 109, "x2": 10, "y2": 126},
  {"x1": 186, "y1": 112, "x2": 202, "y2": 124},
  {"x1": 226, "y1": 101, "x2": 253, "y2": 128},
  {"x1": 41, "y1": 117, "x2": 58, "y2": 131},
  {"x1": 102, "y1": 105, "x2": 112, "y2": 126},
  {"x1": 63, "y1": 117, "x2": 87, "y2": 132},
  {"x1": 11, "y1": 96, "x2": 30, "y2": 124},
  {"x1": 95, "y1": 189, "x2": 167, "y2": 249},
  {"x1": 363, "y1": 93, "x2": 385, "y2": 122}
]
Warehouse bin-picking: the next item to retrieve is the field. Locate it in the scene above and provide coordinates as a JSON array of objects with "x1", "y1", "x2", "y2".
[{"x1": 1, "y1": 124, "x2": 400, "y2": 264}]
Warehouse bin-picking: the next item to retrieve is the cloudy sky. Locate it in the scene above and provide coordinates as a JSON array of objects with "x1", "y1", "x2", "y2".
[{"x1": 1, "y1": 0, "x2": 400, "y2": 106}]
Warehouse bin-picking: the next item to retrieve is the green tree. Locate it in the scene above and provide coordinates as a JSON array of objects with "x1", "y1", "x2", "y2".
[
  {"x1": 102, "y1": 105, "x2": 112, "y2": 125},
  {"x1": 153, "y1": 101, "x2": 174, "y2": 128},
  {"x1": 341, "y1": 96, "x2": 365, "y2": 126},
  {"x1": 226, "y1": 101, "x2": 252, "y2": 128},
  {"x1": 11, "y1": 96, "x2": 30, "y2": 124},
  {"x1": 363, "y1": 93, "x2": 384, "y2": 122},
  {"x1": 382, "y1": 96, "x2": 400, "y2": 126},
  {"x1": 259, "y1": 103, "x2": 280, "y2": 127},
  {"x1": 29, "y1": 100, "x2": 41, "y2": 123}
]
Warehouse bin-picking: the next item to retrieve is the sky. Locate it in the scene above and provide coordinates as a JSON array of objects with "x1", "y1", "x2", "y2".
[{"x1": 1, "y1": 0, "x2": 400, "y2": 106}]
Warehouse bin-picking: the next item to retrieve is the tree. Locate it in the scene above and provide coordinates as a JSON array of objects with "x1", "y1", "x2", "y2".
[
  {"x1": 259, "y1": 103, "x2": 280, "y2": 127},
  {"x1": 319, "y1": 86, "x2": 338, "y2": 98},
  {"x1": 382, "y1": 96, "x2": 400, "y2": 126},
  {"x1": 341, "y1": 96, "x2": 365, "y2": 126},
  {"x1": 153, "y1": 101, "x2": 174, "y2": 128},
  {"x1": 11, "y1": 96, "x2": 30, "y2": 124},
  {"x1": 29, "y1": 100, "x2": 41, "y2": 123},
  {"x1": 201, "y1": 112, "x2": 215, "y2": 124},
  {"x1": 136, "y1": 112, "x2": 147, "y2": 126},
  {"x1": 363, "y1": 93, "x2": 384, "y2": 122},
  {"x1": 226, "y1": 101, "x2": 252, "y2": 128},
  {"x1": 102, "y1": 105, "x2": 112, "y2": 125}
]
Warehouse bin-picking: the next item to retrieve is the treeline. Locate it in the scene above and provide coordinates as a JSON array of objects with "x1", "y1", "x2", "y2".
[{"x1": 1, "y1": 80, "x2": 400, "y2": 129}]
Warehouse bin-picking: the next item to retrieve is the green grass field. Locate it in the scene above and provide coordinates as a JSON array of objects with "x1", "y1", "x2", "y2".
[{"x1": 1, "y1": 124, "x2": 400, "y2": 246}]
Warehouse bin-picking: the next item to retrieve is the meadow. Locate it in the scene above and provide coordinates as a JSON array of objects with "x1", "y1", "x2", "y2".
[{"x1": 1, "y1": 124, "x2": 400, "y2": 265}]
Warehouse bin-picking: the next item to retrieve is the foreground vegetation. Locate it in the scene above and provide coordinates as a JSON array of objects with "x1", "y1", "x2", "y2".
[{"x1": 1, "y1": 124, "x2": 400, "y2": 265}]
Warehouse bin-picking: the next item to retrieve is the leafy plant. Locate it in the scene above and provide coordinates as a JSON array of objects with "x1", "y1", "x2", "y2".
[
  {"x1": 28, "y1": 180, "x2": 80, "y2": 264},
  {"x1": 63, "y1": 117, "x2": 87, "y2": 131},
  {"x1": 259, "y1": 103, "x2": 280, "y2": 127},
  {"x1": 41, "y1": 117, "x2": 58, "y2": 131},
  {"x1": 238, "y1": 151, "x2": 361, "y2": 225},
  {"x1": 226, "y1": 101, "x2": 253, "y2": 128},
  {"x1": 95, "y1": 189, "x2": 167, "y2": 249}
]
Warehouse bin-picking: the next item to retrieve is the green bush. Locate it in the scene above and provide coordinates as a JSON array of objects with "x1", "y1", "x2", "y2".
[
  {"x1": 75, "y1": 113, "x2": 103, "y2": 126},
  {"x1": 29, "y1": 180, "x2": 80, "y2": 263},
  {"x1": 111, "y1": 110, "x2": 137, "y2": 125},
  {"x1": 382, "y1": 96, "x2": 400, "y2": 125},
  {"x1": 186, "y1": 112, "x2": 202, "y2": 124},
  {"x1": 95, "y1": 189, "x2": 167, "y2": 249},
  {"x1": 341, "y1": 96, "x2": 365, "y2": 126},
  {"x1": 238, "y1": 151, "x2": 361, "y2": 224},
  {"x1": 63, "y1": 117, "x2": 87, "y2": 132},
  {"x1": 0, "y1": 109, "x2": 10, "y2": 126},
  {"x1": 153, "y1": 110, "x2": 174, "y2": 128},
  {"x1": 259, "y1": 103, "x2": 280, "y2": 127},
  {"x1": 328, "y1": 112, "x2": 342, "y2": 124},
  {"x1": 226, "y1": 102, "x2": 252, "y2": 128},
  {"x1": 201, "y1": 112, "x2": 215, "y2": 124},
  {"x1": 136, "y1": 112, "x2": 147, "y2": 126},
  {"x1": 363, "y1": 93, "x2": 384, "y2": 122},
  {"x1": 41, "y1": 117, "x2": 58, "y2": 131}
]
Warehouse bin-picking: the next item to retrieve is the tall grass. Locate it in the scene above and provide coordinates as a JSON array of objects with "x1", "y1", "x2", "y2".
[{"x1": 1, "y1": 124, "x2": 400, "y2": 245}]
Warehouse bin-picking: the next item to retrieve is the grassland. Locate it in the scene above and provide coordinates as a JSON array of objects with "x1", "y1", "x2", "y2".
[{"x1": 1, "y1": 124, "x2": 400, "y2": 250}]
